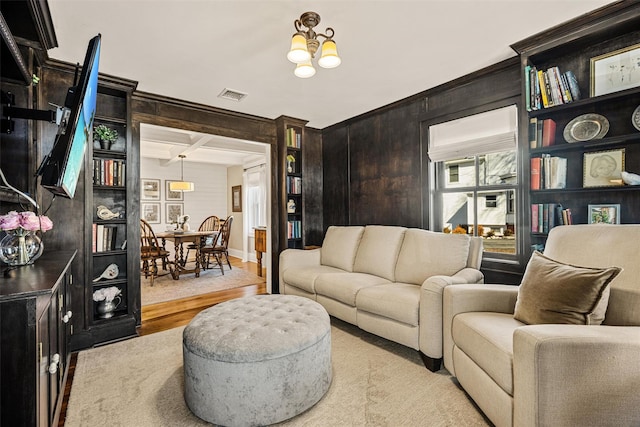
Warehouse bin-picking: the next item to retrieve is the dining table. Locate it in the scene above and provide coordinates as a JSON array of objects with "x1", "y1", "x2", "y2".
[{"x1": 156, "y1": 230, "x2": 218, "y2": 279}]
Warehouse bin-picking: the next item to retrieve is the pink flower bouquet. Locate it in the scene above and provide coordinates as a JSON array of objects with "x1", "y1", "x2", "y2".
[{"x1": 0, "y1": 211, "x2": 53, "y2": 232}]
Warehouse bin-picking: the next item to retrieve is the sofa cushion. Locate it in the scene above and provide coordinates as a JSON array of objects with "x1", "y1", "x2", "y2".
[
  {"x1": 321, "y1": 226, "x2": 365, "y2": 272},
  {"x1": 315, "y1": 273, "x2": 390, "y2": 306},
  {"x1": 395, "y1": 229, "x2": 471, "y2": 285},
  {"x1": 283, "y1": 265, "x2": 346, "y2": 294},
  {"x1": 353, "y1": 225, "x2": 406, "y2": 281},
  {"x1": 453, "y1": 312, "x2": 523, "y2": 396},
  {"x1": 514, "y1": 251, "x2": 622, "y2": 325},
  {"x1": 356, "y1": 283, "x2": 421, "y2": 326}
]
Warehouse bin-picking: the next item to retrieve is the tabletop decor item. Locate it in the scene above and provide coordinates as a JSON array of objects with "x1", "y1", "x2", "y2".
[
  {"x1": 93, "y1": 263, "x2": 119, "y2": 282},
  {"x1": 632, "y1": 105, "x2": 640, "y2": 132},
  {"x1": 94, "y1": 124, "x2": 118, "y2": 150},
  {"x1": 563, "y1": 113, "x2": 609, "y2": 143},
  {"x1": 92, "y1": 286, "x2": 122, "y2": 319},
  {"x1": 0, "y1": 211, "x2": 52, "y2": 266},
  {"x1": 96, "y1": 205, "x2": 121, "y2": 220}
]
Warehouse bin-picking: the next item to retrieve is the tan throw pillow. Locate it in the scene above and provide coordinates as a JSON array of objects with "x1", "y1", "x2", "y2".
[{"x1": 514, "y1": 251, "x2": 622, "y2": 325}]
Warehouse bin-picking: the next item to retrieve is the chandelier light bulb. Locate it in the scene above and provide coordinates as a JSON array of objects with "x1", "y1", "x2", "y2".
[
  {"x1": 287, "y1": 34, "x2": 311, "y2": 64},
  {"x1": 318, "y1": 39, "x2": 341, "y2": 69},
  {"x1": 294, "y1": 61, "x2": 316, "y2": 78}
]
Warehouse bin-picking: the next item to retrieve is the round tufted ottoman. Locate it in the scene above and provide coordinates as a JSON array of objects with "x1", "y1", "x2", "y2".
[{"x1": 183, "y1": 294, "x2": 332, "y2": 426}]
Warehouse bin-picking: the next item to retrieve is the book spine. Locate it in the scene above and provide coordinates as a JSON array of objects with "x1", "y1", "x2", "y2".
[
  {"x1": 529, "y1": 118, "x2": 538, "y2": 149},
  {"x1": 530, "y1": 157, "x2": 541, "y2": 190},
  {"x1": 531, "y1": 204, "x2": 539, "y2": 233},
  {"x1": 537, "y1": 70, "x2": 550, "y2": 108},
  {"x1": 541, "y1": 119, "x2": 556, "y2": 147}
]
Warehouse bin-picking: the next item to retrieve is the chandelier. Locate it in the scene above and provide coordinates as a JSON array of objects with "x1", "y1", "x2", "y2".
[
  {"x1": 169, "y1": 155, "x2": 194, "y2": 192},
  {"x1": 287, "y1": 11, "x2": 341, "y2": 78}
]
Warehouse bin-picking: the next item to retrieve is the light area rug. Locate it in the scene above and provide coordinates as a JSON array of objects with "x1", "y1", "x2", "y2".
[
  {"x1": 141, "y1": 265, "x2": 263, "y2": 306},
  {"x1": 65, "y1": 318, "x2": 490, "y2": 426}
]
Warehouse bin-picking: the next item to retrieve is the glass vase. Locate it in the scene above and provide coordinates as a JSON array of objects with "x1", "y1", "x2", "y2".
[{"x1": 0, "y1": 229, "x2": 44, "y2": 266}]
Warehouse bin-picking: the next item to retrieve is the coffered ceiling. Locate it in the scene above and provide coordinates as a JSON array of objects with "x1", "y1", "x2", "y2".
[{"x1": 46, "y1": 0, "x2": 614, "y2": 163}]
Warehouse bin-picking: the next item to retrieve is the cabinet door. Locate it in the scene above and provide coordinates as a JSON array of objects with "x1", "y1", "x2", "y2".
[{"x1": 38, "y1": 304, "x2": 50, "y2": 427}]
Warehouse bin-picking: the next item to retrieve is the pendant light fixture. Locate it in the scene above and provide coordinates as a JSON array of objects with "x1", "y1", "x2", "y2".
[
  {"x1": 287, "y1": 11, "x2": 341, "y2": 78},
  {"x1": 169, "y1": 154, "x2": 194, "y2": 192}
]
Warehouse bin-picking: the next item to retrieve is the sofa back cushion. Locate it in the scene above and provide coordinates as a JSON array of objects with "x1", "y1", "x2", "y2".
[
  {"x1": 395, "y1": 229, "x2": 471, "y2": 285},
  {"x1": 544, "y1": 224, "x2": 640, "y2": 326},
  {"x1": 353, "y1": 226, "x2": 407, "y2": 281},
  {"x1": 321, "y1": 226, "x2": 365, "y2": 272}
]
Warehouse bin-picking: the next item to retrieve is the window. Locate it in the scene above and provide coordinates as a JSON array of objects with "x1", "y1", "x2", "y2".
[
  {"x1": 429, "y1": 105, "x2": 518, "y2": 257},
  {"x1": 245, "y1": 165, "x2": 266, "y2": 231}
]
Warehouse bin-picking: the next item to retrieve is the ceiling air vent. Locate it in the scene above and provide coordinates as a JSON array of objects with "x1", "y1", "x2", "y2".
[{"x1": 218, "y1": 88, "x2": 248, "y2": 102}]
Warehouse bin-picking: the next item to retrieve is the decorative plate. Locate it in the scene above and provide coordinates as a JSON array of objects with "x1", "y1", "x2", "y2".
[
  {"x1": 563, "y1": 113, "x2": 609, "y2": 143},
  {"x1": 632, "y1": 105, "x2": 640, "y2": 132}
]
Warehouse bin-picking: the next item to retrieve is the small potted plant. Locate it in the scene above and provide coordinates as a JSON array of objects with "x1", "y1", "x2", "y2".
[{"x1": 94, "y1": 124, "x2": 118, "y2": 150}]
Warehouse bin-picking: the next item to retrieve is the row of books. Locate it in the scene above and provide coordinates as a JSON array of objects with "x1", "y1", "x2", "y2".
[
  {"x1": 287, "y1": 220, "x2": 302, "y2": 239},
  {"x1": 286, "y1": 127, "x2": 301, "y2": 148},
  {"x1": 92, "y1": 223, "x2": 119, "y2": 252},
  {"x1": 531, "y1": 203, "x2": 573, "y2": 233},
  {"x1": 525, "y1": 65, "x2": 581, "y2": 111},
  {"x1": 286, "y1": 176, "x2": 302, "y2": 194},
  {"x1": 531, "y1": 154, "x2": 567, "y2": 190},
  {"x1": 528, "y1": 118, "x2": 556, "y2": 149},
  {"x1": 93, "y1": 159, "x2": 126, "y2": 186}
]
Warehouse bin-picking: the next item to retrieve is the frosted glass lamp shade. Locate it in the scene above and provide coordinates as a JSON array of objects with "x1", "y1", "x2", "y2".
[
  {"x1": 287, "y1": 34, "x2": 311, "y2": 63},
  {"x1": 318, "y1": 40, "x2": 341, "y2": 69},
  {"x1": 169, "y1": 181, "x2": 195, "y2": 192},
  {"x1": 294, "y1": 61, "x2": 316, "y2": 78}
]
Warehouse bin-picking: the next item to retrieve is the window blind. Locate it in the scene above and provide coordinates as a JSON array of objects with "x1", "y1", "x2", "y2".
[{"x1": 428, "y1": 105, "x2": 517, "y2": 162}]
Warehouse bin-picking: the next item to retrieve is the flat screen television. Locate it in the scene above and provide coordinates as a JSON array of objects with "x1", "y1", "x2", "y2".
[{"x1": 39, "y1": 34, "x2": 101, "y2": 198}]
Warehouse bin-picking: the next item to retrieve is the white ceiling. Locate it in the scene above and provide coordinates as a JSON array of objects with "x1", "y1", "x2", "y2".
[{"x1": 46, "y1": 0, "x2": 614, "y2": 164}]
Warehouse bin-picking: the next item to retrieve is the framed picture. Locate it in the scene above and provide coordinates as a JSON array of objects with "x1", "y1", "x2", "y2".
[
  {"x1": 590, "y1": 43, "x2": 640, "y2": 96},
  {"x1": 232, "y1": 185, "x2": 242, "y2": 212},
  {"x1": 583, "y1": 149, "x2": 625, "y2": 188},
  {"x1": 141, "y1": 202, "x2": 160, "y2": 224},
  {"x1": 588, "y1": 204, "x2": 620, "y2": 224},
  {"x1": 141, "y1": 178, "x2": 160, "y2": 200},
  {"x1": 166, "y1": 203, "x2": 184, "y2": 224},
  {"x1": 165, "y1": 180, "x2": 184, "y2": 201}
]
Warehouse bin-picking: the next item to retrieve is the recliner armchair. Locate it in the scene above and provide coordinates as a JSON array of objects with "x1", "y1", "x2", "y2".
[{"x1": 443, "y1": 224, "x2": 640, "y2": 427}]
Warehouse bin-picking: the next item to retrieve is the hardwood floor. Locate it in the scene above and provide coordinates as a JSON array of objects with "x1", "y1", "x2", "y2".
[{"x1": 59, "y1": 256, "x2": 267, "y2": 426}]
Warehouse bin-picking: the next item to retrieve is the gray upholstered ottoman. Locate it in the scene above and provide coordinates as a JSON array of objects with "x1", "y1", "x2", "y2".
[{"x1": 183, "y1": 294, "x2": 332, "y2": 426}]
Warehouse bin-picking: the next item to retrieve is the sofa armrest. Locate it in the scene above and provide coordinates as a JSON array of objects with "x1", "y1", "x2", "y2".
[
  {"x1": 418, "y1": 268, "x2": 485, "y2": 360},
  {"x1": 442, "y1": 284, "x2": 519, "y2": 374},
  {"x1": 514, "y1": 325, "x2": 640, "y2": 427},
  {"x1": 278, "y1": 248, "x2": 321, "y2": 286}
]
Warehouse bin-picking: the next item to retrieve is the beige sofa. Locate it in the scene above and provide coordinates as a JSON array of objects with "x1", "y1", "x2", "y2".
[
  {"x1": 443, "y1": 224, "x2": 640, "y2": 427},
  {"x1": 279, "y1": 225, "x2": 483, "y2": 370}
]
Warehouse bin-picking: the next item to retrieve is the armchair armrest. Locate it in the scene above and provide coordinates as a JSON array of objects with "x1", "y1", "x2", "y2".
[
  {"x1": 442, "y1": 284, "x2": 519, "y2": 373},
  {"x1": 278, "y1": 248, "x2": 321, "y2": 285},
  {"x1": 514, "y1": 325, "x2": 640, "y2": 427},
  {"x1": 418, "y1": 268, "x2": 485, "y2": 360}
]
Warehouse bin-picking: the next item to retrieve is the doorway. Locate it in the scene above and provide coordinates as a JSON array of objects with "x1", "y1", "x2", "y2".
[{"x1": 138, "y1": 123, "x2": 272, "y2": 306}]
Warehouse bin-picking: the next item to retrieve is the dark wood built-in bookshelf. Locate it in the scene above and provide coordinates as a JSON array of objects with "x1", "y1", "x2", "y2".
[{"x1": 513, "y1": 3, "x2": 640, "y2": 252}]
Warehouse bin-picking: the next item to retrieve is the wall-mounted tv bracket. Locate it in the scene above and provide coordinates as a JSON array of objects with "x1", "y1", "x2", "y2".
[{"x1": 1, "y1": 90, "x2": 68, "y2": 134}]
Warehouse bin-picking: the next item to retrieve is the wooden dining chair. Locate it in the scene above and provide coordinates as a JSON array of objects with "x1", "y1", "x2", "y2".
[
  {"x1": 201, "y1": 215, "x2": 233, "y2": 274},
  {"x1": 184, "y1": 215, "x2": 220, "y2": 265},
  {"x1": 140, "y1": 218, "x2": 170, "y2": 286}
]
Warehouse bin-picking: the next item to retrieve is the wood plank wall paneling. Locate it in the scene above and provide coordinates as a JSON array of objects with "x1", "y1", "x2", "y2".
[
  {"x1": 322, "y1": 125, "x2": 350, "y2": 228},
  {"x1": 302, "y1": 128, "x2": 324, "y2": 246},
  {"x1": 348, "y1": 101, "x2": 423, "y2": 227}
]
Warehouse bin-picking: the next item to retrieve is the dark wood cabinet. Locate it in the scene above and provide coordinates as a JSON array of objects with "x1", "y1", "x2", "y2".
[
  {"x1": 1, "y1": 251, "x2": 75, "y2": 427},
  {"x1": 512, "y1": 2, "x2": 640, "y2": 252}
]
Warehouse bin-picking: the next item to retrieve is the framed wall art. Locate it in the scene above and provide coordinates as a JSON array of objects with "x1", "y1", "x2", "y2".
[
  {"x1": 141, "y1": 178, "x2": 160, "y2": 200},
  {"x1": 588, "y1": 204, "x2": 620, "y2": 224},
  {"x1": 166, "y1": 203, "x2": 184, "y2": 224},
  {"x1": 141, "y1": 202, "x2": 161, "y2": 224},
  {"x1": 165, "y1": 180, "x2": 184, "y2": 201},
  {"x1": 232, "y1": 185, "x2": 242, "y2": 212},
  {"x1": 590, "y1": 43, "x2": 640, "y2": 97},
  {"x1": 583, "y1": 148, "x2": 625, "y2": 188}
]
